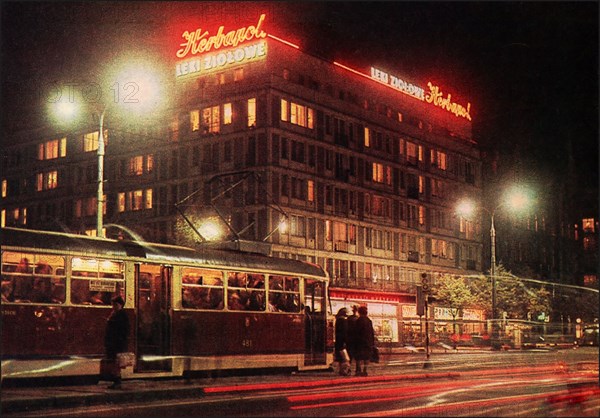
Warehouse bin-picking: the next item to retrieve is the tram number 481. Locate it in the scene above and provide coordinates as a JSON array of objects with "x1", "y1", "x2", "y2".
[{"x1": 242, "y1": 339, "x2": 253, "y2": 348}]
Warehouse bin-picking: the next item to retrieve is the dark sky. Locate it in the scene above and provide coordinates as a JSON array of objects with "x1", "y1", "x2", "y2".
[{"x1": 1, "y1": 1, "x2": 598, "y2": 183}]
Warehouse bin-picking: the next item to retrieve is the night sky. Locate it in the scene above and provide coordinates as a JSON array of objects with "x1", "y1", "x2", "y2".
[{"x1": 1, "y1": 1, "x2": 598, "y2": 185}]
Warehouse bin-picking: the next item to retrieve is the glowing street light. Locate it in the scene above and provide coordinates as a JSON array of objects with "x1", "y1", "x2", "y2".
[
  {"x1": 456, "y1": 186, "x2": 533, "y2": 348},
  {"x1": 49, "y1": 61, "x2": 165, "y2": 238}
]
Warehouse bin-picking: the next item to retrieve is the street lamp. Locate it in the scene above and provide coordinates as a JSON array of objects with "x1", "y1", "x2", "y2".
[
  {"x1": 49, "y1": 63, "x2": 164, "y2": 238},
  {"x1": 456, "y1": 187, "x2": 532, "y2": 348}
]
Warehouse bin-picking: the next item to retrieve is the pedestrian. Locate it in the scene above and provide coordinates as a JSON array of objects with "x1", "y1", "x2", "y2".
[
  {"x1": 334, "y1": 307, "x2": 350, "y2": 375},
  {"x1": 353, "y1": 305, "x2": 375, "y2": 376},
  {"x1": 346, "y1": 304, "x2": 359, "y2": 374},
  {"x1": 104, "y1": 295, "x2": 129, "y2": 389}
]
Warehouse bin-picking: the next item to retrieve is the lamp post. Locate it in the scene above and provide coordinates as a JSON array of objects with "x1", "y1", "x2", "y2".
[
  {"x1": 457, "y1": 187, "x2": 531, "y2": 349},
  {"x1": 50, "y1": 62, "x2": 164, "y2": 238},
  {"x1": 96, "y1": 107, "x2": 107, "y2": 238}
]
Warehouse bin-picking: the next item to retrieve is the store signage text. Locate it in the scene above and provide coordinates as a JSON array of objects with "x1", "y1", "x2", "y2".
[
  {"x1": 370, "y1": 66, "x2": 472, "y2": 121},
  {"x1": 176, "y1": 41, "x2": 267, "y2": 78},
  {"x1": 176, "y1": 14, "x2": 267, "y2": 59}
]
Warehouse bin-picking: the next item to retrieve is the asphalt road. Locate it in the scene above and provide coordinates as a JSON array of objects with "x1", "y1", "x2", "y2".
[{"x1": 4, "y1": 348, "x2": 599, "y2": 417}]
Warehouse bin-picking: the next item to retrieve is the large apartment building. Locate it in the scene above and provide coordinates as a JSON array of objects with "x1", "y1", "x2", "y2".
[{"x1": 1, "y1": 14, "x2": 486, "y2": 342}]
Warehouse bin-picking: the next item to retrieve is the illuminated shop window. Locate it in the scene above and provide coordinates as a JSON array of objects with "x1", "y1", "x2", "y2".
[
  {"x1": 203, "y1": 105, "x2": 220, "y2": 133},
  {"x1": 36, "y1": 170, "x2": 58, "y2": 191},
  {"x1": 247, "y1": 98, "x2": 256, "y2": 127},
  {"x1": 223, "y1": 103, "x2": 232, "y2": 125},
  {"x1": 190, "y1": 109, "x2": 200, "y2": 132},
  {"x1": 38, "y1": 138, "x2": 67, "y2": 160}
]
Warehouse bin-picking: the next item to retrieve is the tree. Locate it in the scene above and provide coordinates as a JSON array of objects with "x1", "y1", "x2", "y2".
[{"x1": 433, "y1": 274, "x2": 478, "y2": 334}]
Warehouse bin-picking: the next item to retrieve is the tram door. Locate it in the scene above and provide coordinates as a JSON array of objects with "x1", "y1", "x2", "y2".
[
  {"x1": 135, "y1": 263, "x2": 172, "y2": 372},
  {"x1": 303, "y1": 279, "x2": 328, "y2": 366}
]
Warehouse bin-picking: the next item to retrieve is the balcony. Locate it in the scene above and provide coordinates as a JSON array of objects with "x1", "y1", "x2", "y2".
[{"x1": 334, "y1": 241, "x2": 349, "y2": 253}]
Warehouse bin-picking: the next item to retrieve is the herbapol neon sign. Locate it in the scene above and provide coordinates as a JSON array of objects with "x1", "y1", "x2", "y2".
[
  {"x1": 173, "y1": 14, "x2": 471, "y2": 121},
  {"x1": 175, "y1": 14, "x2": 267, "y2": 78},
  {"x1": 370, "y1": 67, "x2": 472, "y2": 121}
]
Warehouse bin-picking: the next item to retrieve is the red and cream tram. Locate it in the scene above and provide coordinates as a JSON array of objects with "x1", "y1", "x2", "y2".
[{"x1": 1, "y1": 227, "x2": 333, "y2": 385}]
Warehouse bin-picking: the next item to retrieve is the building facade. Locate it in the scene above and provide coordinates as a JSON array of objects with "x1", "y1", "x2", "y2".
[{"x1": 1, "y1": 14, "x2": 487, "y2": 342}]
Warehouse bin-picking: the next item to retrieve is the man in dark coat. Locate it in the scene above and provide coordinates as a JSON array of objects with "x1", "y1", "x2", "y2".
[
  {"x1": 104, "y1": 296, "x2": 129, "y2": 389},
  {"x1": 353, "y1": 305, "x2": 375, "y2": 376},
  {"x1": 346, "y1": 304, "x2": 359, "y2": 374}
]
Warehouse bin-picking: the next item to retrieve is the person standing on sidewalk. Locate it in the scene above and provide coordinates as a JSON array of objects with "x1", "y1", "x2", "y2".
[
  {"x1": 353, "y1": 305, "x2": 375, "y2": 376},
  {"x1": 334, "y1": 307, "x2": 350, "y2": 375},
  {"x1": 346, "y1": 304, "x2": 359, "y2": 374},
  {"x1": 104, "y1": 295, "x2": 129, "y2": 389}
]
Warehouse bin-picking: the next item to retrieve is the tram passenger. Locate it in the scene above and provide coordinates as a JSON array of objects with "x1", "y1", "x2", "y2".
[
  {"x1": 1, "y1": 280, "x2": 14, "y2": 302},
  {"x1": 89, "y1": 291, "x2": 105, "y2": 305},
  {"x1": 12, "y1": 258, "x2": 33, "y2": 301},
  {"x1": 228, "y1": 291, "x2": 246, "y2": 310},
  {"x1": 31, "y1": 278, "x2": 53, "y2": 303}
]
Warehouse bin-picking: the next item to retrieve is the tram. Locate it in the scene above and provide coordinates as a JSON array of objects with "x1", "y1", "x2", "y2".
[{"x1": 1, "y1": 227, "x2": 333, "y2": 385}]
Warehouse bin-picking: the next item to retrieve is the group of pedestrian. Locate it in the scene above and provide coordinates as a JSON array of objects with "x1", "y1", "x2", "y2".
[{"x1": 334, "y1": 304, "x2": 375, "y2": 376}]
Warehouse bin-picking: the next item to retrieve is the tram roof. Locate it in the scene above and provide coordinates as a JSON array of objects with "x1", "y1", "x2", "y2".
[{"x1": 1, "y1": 227, "x2": 327, "y2": 279}]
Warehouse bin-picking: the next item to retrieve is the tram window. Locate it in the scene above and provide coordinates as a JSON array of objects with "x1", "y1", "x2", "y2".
[
  {"x1": 70, "y1": 257, "x2": 124, "y2": 306},
  {"x1": 268, "y1": 275, "x2": 301, "y2": 312},
  {"x1": 181, "y1": 267, "x2": 224, "y2": 310},
  {"x1": 1, "y1": 251, "x2": 66, "y2": 304},
  {"x1": 304, "y1": 279, "x2": 325, "y2": 313},
  {"x1": 226, "y1": 271, "x2": 265, "y2": 311}
]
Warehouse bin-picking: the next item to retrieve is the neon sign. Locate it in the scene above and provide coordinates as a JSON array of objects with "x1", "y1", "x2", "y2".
[
  {"x1": 176, "y1": 41, "x2": 267, "y2": 78},
  {"x1": 370, "y1": 66, "x2": 472, "y2": 121},
  {"x1": 425, "y1": 83, "x2": 472, "y2": 121},
  {"x1": 176, "y1": 14, "x2": 267, "y2": 59}
]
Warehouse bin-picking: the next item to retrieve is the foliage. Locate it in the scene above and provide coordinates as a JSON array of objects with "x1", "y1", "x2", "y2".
[{"x1": 435, "y1": 264, "x2": 553, "y2": 321}]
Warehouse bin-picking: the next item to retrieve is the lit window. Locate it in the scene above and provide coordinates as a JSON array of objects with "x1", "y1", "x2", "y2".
[
  {"x1": 234, "y1": 67, "x2": 244, "y2": 81},
  {"x1": 190, "y1": 109, "x2": 200, "y2": 132},
  {"x1": 36, "y1": 171, "x2": 58, "y2": 191},
  {"x1": 145, "y1": 188, "x2": 152, "y2": 209},
  {"x1": 2, "y1": 179, "x2": 6, "y2": 197},
  {"x1": 307, "y1": 180, "x2": 314, "y2": 202},
  {"x1": 132, "y1": 190, "x2": 143, "y2": 210},
  {"x1": 128, "y1": 156, "x2": 144, "y2": 175},
  {"x1": 419, "y1": 176, "x2": 425, "y2": 194},
  {"x1": 1, "y1": 209, "x2": 5, "y2": 227},
  {"x1": 203, "y1": 105, "x2": 220, "y2": 133},
  {"x1": 364, "y1": 127, "x2": 371, "y2": 147},
  {"x1": 147, "y1": 155, "x2": 154, "y2": 173},
  {"x1": 118, "y1": 193, "x2": 125, "y2": 213},
  {"x1": 247, "y1": 98, "x2": 256, "y2": 127},
  {"x1": 280, "y1": 99, "x2": 289, "y2": 122},
  {"x1": 372, "y1": 163, "x2": 384, "y2": 183},
  {"x1": 397, "y1": 112, "x2": 403, "y2": 122},
  {"x1": 583, "y1": 218, "x2": 595, "y2": 233},
  {"x1": 38, "y1": 138, "x2": 67, "y2": 160},
  {"x1": 217, "y1": 73, "x2": 225, "y2": 85},
  {"x1": 83, "y1": 131, "x2": 99, "y2": 152},
  {"x1": 223, "y1": 103, "x2": 232, "y2": 125}
]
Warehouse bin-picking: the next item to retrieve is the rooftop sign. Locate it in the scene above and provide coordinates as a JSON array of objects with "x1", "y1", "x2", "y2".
[
  {"x1": 370, "y1": 66, "x2": 472, "y2": 121},
  {"x1": 175, "y1": 14, "x2": 268, "y2": 79}
]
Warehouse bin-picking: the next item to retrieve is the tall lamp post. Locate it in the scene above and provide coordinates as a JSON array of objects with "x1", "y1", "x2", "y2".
[
  {"x1": 457, "y1": 187, "x2": 531, "y2": 348},
  {"x1": 50, "y1": 63, "x2": 164, "y2": 238}
]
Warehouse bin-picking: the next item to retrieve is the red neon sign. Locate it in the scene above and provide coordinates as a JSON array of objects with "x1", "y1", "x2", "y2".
[{"x1": 176, "y1": 14, "x2": 267, "y2": 59}]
